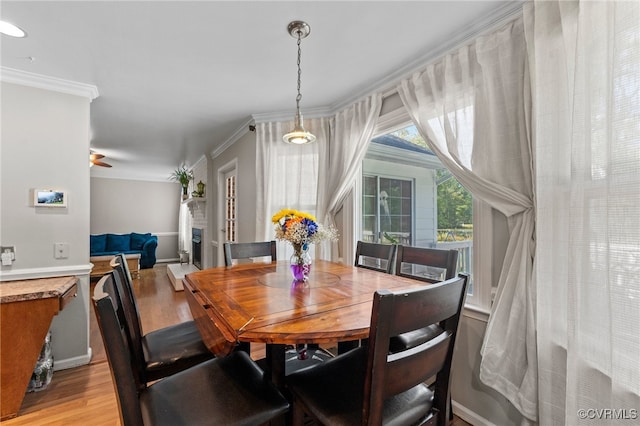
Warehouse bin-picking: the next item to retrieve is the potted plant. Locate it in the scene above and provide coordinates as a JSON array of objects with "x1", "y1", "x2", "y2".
[{"x1": 169, "y1": 167, "x2": 193, "y2": 199}]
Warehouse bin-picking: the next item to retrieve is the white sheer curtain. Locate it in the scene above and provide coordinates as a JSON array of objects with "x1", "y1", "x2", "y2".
[
  {"x1": 525, "y1": 1, "x2": 640, "y2": 424},
  {"x1": 316, "y1": 94, "x2": 382, "y2": 261},
  {"x1": 397, "y1": 18, "x2": 538, "y2": 420},
  {"x1": 255, "y1": 118, "x2": 330, "y2": 260}
]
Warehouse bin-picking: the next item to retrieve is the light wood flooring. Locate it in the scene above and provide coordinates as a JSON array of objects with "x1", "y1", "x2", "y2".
[{"x1": 4, "y1": 263, "x2": 470, "y2": 426}]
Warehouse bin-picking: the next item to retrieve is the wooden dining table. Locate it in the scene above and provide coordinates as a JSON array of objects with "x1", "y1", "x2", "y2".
[{"x1": 184, "y1": 259, "x2": 428, "y2": 390}]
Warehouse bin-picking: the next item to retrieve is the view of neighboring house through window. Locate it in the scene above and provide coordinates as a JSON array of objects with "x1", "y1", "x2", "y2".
[
  {"x1": 362, "y1": 123, "x2": 474, "y2": 295},
  {"x1": 362, "y1": 176, "x2": 412, "y2": 245}
]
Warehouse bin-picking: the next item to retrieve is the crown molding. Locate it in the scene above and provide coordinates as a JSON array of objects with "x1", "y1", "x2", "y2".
[
  {"x1": 0, "y1": 67, "x2": 99, "y2": 101},
  {"x1": 210, "y1": 116, "x2": 255, "y2": 159},
  {"x1": 330, "y1": 0, "x2": 525, "y2": 112},
  {"x1": 251, "y1": 105, "x2": 334, "y2": 124}
]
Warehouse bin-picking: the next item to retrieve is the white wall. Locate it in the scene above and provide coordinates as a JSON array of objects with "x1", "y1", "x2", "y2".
[
  {"x1": 90, "y1": 177, "x2": 180, "y2": 262},
  {"x1": 0, "y1": 81, "x2": 94, "y2": 369},
  {"x1": 452, "y1": 314, "x2": 524, "y2": 425}
]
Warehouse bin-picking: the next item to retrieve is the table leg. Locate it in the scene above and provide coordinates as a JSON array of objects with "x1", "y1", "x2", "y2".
[
  {"x1": 265, "y1": 344, "x2": 289, "y2": 425},
  {"x1": 265, "y1": 343, "x2": 286, "y2": 390}
]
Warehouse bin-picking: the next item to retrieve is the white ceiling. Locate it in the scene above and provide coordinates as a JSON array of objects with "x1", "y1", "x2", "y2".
[{"x1": 1, "y1": 1, "x2": 521, "y2": 181}]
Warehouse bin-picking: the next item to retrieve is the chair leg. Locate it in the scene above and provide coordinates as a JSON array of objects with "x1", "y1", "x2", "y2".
[{"x1": 291, "y1": 400, "x2": 306, "y2": 426}]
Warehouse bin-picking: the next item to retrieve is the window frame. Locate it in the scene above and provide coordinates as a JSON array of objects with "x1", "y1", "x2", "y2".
[{"x1": 352, "y1": 105, "x2": 492, "y2": 313}]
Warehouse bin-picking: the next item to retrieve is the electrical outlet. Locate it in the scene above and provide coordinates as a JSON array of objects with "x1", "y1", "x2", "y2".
[
  {"x1": 54, "y1": 243, "x2": 69, "y2": 259},
  {"x1": 1, "y1": 246, "x2": 16, "y2": 260}
]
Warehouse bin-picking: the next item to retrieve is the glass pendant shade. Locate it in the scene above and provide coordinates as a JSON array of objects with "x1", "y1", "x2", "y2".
[{"x1": 283, "y1": 112, "x2": 316, "y2": 144}]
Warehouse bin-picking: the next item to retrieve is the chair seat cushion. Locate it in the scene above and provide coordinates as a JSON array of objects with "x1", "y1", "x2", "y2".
[
  {"x1": 389, "y1": 324, "x2": 444, "y2": 353},
  {"x1": 287, "y1": 347, "x2": 433, "y2": 426},
  {"x1": 141, "y1": 351, "x2": 289, "y2": 426},
  {"x1": 142, "y1": 320, "x2": 214, "y2": 379}
]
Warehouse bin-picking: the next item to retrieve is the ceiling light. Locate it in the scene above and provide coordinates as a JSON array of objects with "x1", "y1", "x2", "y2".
[
  {"x1": 0, "y1": 20, "x2": 27, "y2": 38},
  {"x1": 283, "y1": 21, "x2": 316, "y2": 145}
]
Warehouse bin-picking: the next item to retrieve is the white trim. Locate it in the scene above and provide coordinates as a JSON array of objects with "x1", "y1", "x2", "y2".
[
  {"x1": 210, "y1": 117, "x2": 253, "y2": 159},
  {"x1": 0, "y1": 67, "x2": 99, "y2": 101},
  {"x1": 452, "y1": 400, "x2": 498, "y2": 426},
  {"x1": 470, "y1": 199, "x2": 493, "y2": 310},
  {"x1": 0, "y1": 264, "x2": 93, "y2": 281},
  {"x1": 252, "y1": 105, "x2": 334, "y2": 124},
  {"x1": 153, "y1": 231, "x2": 178, "y2": 237},
  {"x1": 53, "y1": 349, "x2": 92, "y2": 371},
  {"x1": 462, "y1": 304, "x2": 491, "y2": 323},
  {"x1": 366, "y1": 143, "x2": 442, "y2": 169},
  {"x1": 373, "y1": 106, "x2": 411, "y2": 137},
  {"x1": 345, "y1": 176, "x2": 360, "y2": 265},
  {"x1": 216, "y1": 158, "x2": 238, "y2": 265}
]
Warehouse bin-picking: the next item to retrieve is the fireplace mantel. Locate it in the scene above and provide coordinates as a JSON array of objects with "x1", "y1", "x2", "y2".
[{"x1": 182, "y1": 196, "x2": 205, "y2": 217}]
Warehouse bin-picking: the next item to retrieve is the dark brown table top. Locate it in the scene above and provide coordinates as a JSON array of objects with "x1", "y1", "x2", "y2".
[{"x1": 184, "y1": 259, "x2": 427, "y2": 345}]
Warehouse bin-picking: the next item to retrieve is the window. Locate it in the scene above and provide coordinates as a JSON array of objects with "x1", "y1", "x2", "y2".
[
  {"x1": 362, "y1": 121, "x2": 479, "y2": 303},
  {"x1": 362, "y1": 176, "x2": 412, "y2": 245}
]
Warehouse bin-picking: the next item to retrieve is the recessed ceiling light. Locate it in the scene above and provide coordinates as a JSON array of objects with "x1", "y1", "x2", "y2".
[{"x1": 0, "y1": 20, "x2": 27, "y2": 38}]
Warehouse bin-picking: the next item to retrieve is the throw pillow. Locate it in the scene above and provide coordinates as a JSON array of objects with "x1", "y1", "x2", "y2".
[
  {"x1": 131, "y1": 232, "x2": 151, "y2": 251},
  {"x1": 107, "y1": 234, "x2": 131, "y2": 252},
  {"x1": 90, "y1": 234, "x2": 107, "y2": 254}
]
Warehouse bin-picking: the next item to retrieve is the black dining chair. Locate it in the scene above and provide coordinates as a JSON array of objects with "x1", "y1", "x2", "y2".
[
  {"x1": 339, "y1": 241, "x2": 398, "y2": 354},
  {"x1": 390, "y1": 246, "x2": 459, "y2": 352},
  {"x1": 395, "y1": 245, "x2": 459, "y2": 284},
  {"x1": 354, "y1": 240, "x2": 397, "y2": 274},
  {"x1": 109, "y1": 254, "x2": 214, "y2": 387},
  {"x1": 223, "y1": 241, "x2": 277, "y2": 266},
  {"x1": 286, "y1": 274, "x2": 468, "y2": 426},
  {"x1": 93, "y1": 272, "x2": 290, "y2": 426}
]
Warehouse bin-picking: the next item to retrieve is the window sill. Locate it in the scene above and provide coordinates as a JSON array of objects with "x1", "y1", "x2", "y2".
[{"x1": 462, "y1": 304, "x2": 490, "y2": 323}]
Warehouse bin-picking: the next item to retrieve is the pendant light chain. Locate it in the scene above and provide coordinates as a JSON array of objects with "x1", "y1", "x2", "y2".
[
  {"x1": 295, "y1": 31, "x2": 303, "y2": 112},
  {"x1": 283, "y1": 20, "x2": 316, "y2": 144}
]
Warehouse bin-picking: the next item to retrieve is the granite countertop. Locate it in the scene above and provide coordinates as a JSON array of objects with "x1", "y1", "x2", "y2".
[{"x1": 0, "y1": 276, "x2": 77, "y2": 304}]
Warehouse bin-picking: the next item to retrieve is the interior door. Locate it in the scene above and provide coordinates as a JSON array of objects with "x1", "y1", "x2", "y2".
[{"x1": 217, "y1": 165, "x2": 237, "y2": 265}]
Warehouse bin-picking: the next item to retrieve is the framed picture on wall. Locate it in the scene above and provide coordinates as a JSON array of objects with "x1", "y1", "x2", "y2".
[{"x1": 33, "y1": 189, "x2": 67, "y2": 207}]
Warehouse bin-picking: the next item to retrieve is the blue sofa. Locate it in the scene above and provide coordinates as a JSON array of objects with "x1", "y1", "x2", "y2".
[{"x1": 90, "y1": 232, "x2": 158, "y2": 269}]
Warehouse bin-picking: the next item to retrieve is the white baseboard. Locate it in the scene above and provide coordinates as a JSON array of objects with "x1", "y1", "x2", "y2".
[
  {"x1": 53, "y1": 348, "x2": 92, "y2": 371},
  {"x1": 453, "y1": 400, "x2": 497, "y2": 426}
]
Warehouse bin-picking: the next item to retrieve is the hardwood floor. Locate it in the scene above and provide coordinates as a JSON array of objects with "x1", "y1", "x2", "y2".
[{"x1": 5, "y1": 264, "x2": 470, "y2": 426}]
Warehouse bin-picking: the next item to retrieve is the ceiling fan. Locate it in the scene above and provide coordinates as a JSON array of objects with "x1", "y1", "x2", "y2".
[{"x1": 90, "y1": 152, "x2": 112, "y2": 168}]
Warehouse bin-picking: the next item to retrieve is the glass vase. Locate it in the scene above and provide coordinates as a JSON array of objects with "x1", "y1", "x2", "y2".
[{"x1": 290, "y1": 247, "x2": 312, "y2": 282}]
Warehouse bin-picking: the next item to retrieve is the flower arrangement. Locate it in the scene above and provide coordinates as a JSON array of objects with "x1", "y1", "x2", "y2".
[
  {"x1": 272, "y1": 209, "x2": 338, "y2": 282},
  {"x1": 272, "y1": 209, "x2": 338, "y2": 254}
]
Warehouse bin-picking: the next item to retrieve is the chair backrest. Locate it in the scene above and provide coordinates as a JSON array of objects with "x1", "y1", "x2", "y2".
[
  {"x1": 223, "y1": 241, "x2": 276, "y2": 266},
  {"x1": 92, "y1": 272, "x2": 145, "y2": 426},
  {"x1": 109, "y1": 254, "x2": 147, "y2": 387},
  {"x1": 111, "y1": 252, "x2": 134, "y2": 284},
  {"x1": 354, "y1": 241, "x2": 397, "y2": 274},
  {"x1": 363, "y1": 274, "x2": 468, "y2": 425},
  {"x1": 395, "y1": 245, "x2": 458, "y2": 283}
]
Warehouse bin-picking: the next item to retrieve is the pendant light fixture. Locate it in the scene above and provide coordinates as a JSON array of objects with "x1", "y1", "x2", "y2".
[{"x1": 283, "y1": 21, "x2": 316, "y2": 145}]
